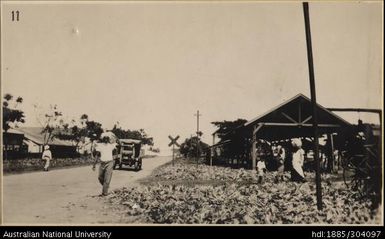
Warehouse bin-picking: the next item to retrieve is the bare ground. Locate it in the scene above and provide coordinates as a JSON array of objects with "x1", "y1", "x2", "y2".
[{"x1": 2, "y1": 156, "x2": 172, "y2": 225}]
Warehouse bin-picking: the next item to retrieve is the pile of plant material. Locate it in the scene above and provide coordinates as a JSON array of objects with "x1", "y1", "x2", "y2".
[
  {"x1": 107, "y1": 161, "x2": 381, "y2": 224},
  {"x1": 149, "y1": 160, "x2": 334, "y2": 183}
]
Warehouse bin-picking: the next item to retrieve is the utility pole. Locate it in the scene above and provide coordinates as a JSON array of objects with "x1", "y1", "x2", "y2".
[
  {"x1": 303, "y1": 2, "x2": 322, "y2": 210},
  {"x1": 194, "y1": 110, "x2": 202, "y2": 165},
  {"x1": 211, "y1": 133, "x2": 215, "y2": 166}
]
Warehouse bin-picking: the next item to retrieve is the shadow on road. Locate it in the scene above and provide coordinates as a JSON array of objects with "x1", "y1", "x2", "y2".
[{"x1": 114, "y1": 167, "x2": 142, "y2": 172}]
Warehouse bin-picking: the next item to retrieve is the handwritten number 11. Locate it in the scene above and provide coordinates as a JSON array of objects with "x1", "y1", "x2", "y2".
[{"x1": 11, "y1": 11, "x2": 20, "y2": 21}]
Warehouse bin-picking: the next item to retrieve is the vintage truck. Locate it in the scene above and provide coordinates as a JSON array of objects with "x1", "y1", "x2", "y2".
[{"x1": 113, "y1": 139, "x2": 143, "y2": 171}]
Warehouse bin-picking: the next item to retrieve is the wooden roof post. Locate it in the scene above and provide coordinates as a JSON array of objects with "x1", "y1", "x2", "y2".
[
  {"x1": 251, "y1": 123, "x2": 263, "y2": 171},
  {"x1": 211, "y1": 133, "x2": 215, "y2": 166},
  {"x1": 327, "y1": 133, "x2": 335, "y2": 173}
]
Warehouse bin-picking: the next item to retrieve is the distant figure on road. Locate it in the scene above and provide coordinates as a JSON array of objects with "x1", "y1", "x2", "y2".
[
  {"x1": 291, "y1": 138, "x2": 306, "y2": 182},
  {"x1": 42, "y1": 145, "x2": 52, "y2": 171},
  {"x1": 92, "y1": 132, "x2": 118, "y2": 196}
]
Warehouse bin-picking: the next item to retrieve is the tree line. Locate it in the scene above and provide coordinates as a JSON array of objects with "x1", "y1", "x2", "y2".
[
  {"x1": 178, "y1": 119, "x2": 246, "y2": 158},
  {"x1": 2, "y1": 93, "x2": 154, "y2": 159}
]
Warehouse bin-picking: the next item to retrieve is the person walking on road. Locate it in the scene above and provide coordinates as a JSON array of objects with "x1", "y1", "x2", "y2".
[
  {"x1": 42, "y1": 145, "x2": 52, "y2": 171},
  {"x1": 92, "y1": 132, "x2": 118, "y2": 196}
]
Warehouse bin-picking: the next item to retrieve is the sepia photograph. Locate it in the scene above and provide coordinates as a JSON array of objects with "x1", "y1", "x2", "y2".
[{"x1": 0, "y1": 0, "x2": 383, "y2": 229}]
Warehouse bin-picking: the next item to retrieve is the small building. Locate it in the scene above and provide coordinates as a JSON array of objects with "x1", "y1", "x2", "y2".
[
  {"x1": 2, "y1": 129, "x2": 27, "y2": 158},
  {"x1": 3, "y1": 128, "x2": 24, "y2": 150},
  {"x1": 211, "y1": 93, "x2": 353, "y2": 169},
  {"x1": 14, "y1": 127, "x2": 78, "y2": 158}
]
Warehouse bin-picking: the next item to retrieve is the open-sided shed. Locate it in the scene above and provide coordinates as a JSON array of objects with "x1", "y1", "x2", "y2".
[
  {"x1": 212, "y1": 93, "x2": 352, "y2": 169},
  {"x1": 244, "y1": 94, "x2": 351, "y2": 169}
]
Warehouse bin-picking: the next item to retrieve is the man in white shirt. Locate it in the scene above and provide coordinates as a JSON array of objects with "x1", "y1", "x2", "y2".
[{"x1": 92, "y1": 132, "x2": 118, "y2": 196}]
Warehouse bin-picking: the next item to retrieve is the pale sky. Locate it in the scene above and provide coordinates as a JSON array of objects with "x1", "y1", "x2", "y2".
[{"x1": 1, "y1": 1, "x2": 383, "y2": 155}]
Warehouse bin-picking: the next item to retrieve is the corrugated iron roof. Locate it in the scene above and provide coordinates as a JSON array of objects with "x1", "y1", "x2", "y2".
[
  {"x1": 245, "y1": 93, "x2": 351, "y2": 127},
  {"x1": 118, "y1": 138, "x2": 141, "y2": 144},
  {"x1": 216, "y1": 93, "x2": 353, "y2": 141},
  {"x1": 15, "y1": 127, "x2": 74, "y2": 146},
  {"x1": 3, "y1": 128, "x2": 24, "y2": 134}
]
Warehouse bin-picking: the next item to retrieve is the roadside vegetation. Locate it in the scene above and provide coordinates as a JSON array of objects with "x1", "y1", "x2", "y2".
[{"x1": 107, "y1": 159, "x2": 381, "y2": 224}]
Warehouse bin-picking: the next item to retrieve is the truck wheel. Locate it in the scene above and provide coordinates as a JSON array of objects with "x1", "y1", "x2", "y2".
[{"x1": 137, "y1": 159, "x2": 142, "y2": 171}]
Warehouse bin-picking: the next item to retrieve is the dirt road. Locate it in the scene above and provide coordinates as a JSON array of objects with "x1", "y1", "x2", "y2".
[{"x1": 2, "y1": 156, "x2": 172, "y2": 225}]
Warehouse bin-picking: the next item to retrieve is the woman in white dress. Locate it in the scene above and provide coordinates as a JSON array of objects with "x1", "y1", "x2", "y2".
[{"x1": 291, "y1": 138, "x2": 306, "y2": 182}]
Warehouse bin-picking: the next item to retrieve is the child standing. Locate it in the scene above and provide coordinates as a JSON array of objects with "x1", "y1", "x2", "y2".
[{"x1": 256, "y1": 158, "x2": 266, "y2": 184}]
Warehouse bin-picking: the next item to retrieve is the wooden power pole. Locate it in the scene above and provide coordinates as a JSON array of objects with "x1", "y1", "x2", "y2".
[
  {"x1": 303, "y1": 2, "x2": 323, "y2": 210},
  {"x1": 194, "y1": 110, "x2": 202, "y2": 165}
]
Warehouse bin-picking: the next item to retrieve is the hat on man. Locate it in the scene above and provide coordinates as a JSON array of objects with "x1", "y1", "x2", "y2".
[
  {"x1": 100, "y1": 132, "x2": 117, "y2": 143},
  {"x1": 291, "y1": 138, "x2": 302, "y2": 148}
]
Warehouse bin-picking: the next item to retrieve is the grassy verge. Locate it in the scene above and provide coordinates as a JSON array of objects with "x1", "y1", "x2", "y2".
[{"x1": 3, "y1": 157, "x2": 94, "y2": 175}]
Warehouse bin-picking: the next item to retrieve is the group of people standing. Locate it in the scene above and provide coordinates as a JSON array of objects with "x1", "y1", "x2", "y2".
[{"x1": 255, "y1": 138, "x2": 306, "y2": 183}]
